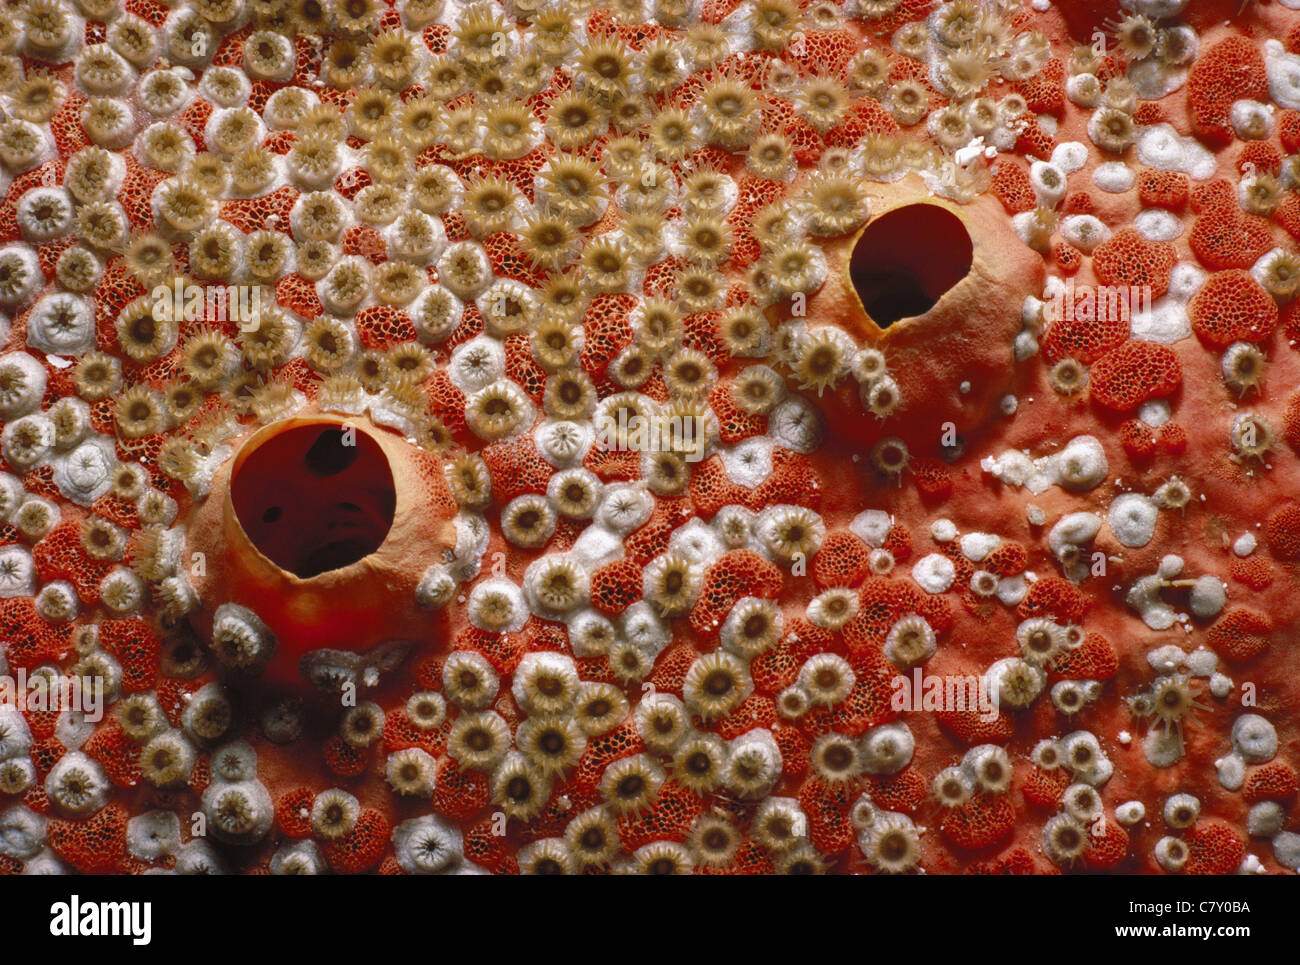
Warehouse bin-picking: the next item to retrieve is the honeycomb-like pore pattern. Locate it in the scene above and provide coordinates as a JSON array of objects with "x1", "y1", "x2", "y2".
[{"x1": 2, "y1": 0, "x2": 1300, "y2": 880}]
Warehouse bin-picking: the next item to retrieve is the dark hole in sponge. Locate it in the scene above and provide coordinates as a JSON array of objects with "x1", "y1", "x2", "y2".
[
  {"x1": 232, "y1": 423, "x2": 396, "y2": 578},
  {"x1": 849, "y1": 204, "x2": 974, "y2": 328},
  {"x1": 305, "y1": 426, "x2": 360, "y2": 476}
]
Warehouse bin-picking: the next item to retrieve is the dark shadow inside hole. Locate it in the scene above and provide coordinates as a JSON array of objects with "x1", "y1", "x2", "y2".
[
  {"x1": 849, "y1": 204, "x2": 974, "y2": 328},
  {"x1": 305, "y1": 426, "x2": 360, "y2": 476},
  {"x1": 232, "y1": 424, "x2": 396, "y2": 578}
]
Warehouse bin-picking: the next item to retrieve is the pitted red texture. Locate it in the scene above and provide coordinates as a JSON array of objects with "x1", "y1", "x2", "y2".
[
  {"x1": 354, "y1": 305, "x2": 416, "y2": 349},
  {"x1": 341, "y1": 224, "x2": 387, "y2": 263},
  {"x1": 83, "y1": 722, "x2": 141, "y2": 788},
  {"x1": 32, "y1": 520, "x2": 113, "y2": 606},
  {"x1": 812, "y1": 530, "x2": 873, "y2": 589},
  {"x1": 1237, "y1": 140, "x2": 1282, "y2": 175},
  {"x1": 276, "y1": 788, "x2": 315, "y2": 838},
  {"x1": 1052, "y1": 242, "x2": 1082, "y2": 273},
  {"x1": 1090, "y1": 228, "x2": 1176, "y2": 299},
  {"x1": 1119, "y1": 419, "x2": 1156, "y2": 461},
  {"x1": 991, "y1": 160, "x2": 1035, "y2": 215},
  {"x1": 1242, "y1": 762, "x2": 1299, "y2": 803},
  {"x1": 1184, "y1": 822, "x2": 1245, "y2": 876},
  {"x1": 1063, "y1": 191, "x2": 1094, "y2": 215},
  {"x1": 1157, "y1": 420, "x2": 1187, "y2": 454},
  {"x1": 939, "y1": 795, "x2": 1016, "y2": 850},
  {"x1": 275, "y1": 273, "x2": 324, "y2": 319},
  {"x1": 432, "y1": 757, "x2": 491, "y2": 820},
  {"x1": 1049, "y1": 633, "x2": 1118, "y2": 681},
  {"x1": 573, "y1": 720, "x2": 642, "y2": 794},
  {"x1": 1017, "y1": 576, "x2": 1089, "y2": 624},
  {"x1": 689, "y1": 549, "x2": 784, "y2": 636},
  {"x1": 481, "y1": 435, "x2": 555, "y2": 502},
  {"x1": 1207, "y1": 608, "x2": 1272, "y2": 662},
  {"x1": 1023, "y1": 767, "x2": 1068, "y2": 809},
  {"x1": 751, "y1": 448, "x2": 822, "y2": 510},
  {"x1": 798, "y1": 775, "x2": 859, "y2": 855},
  {"x1": 590, "y1": 558, "x2": 644, "y2": 615},
  {"x1": 1189, "y1": 200, "x2": 1273, "y2": 270},
  {"x1": 867, "y1": 767, "x2": 926, "y2": 813},
  {"x1": 1188, "y1": 270, "x2": 1278, "y2": 347},
  {"x1": 1266, "y1": 503, "x2": 1300, "y2": 561},
  {"x1": 99, "y1": 618, "x2": 161, "y2": 692},
  {"x1": 1137, "y1": 169, "x2": 1189, "y2": 210},
  {"x1": 1230, "y1": 555, "x2": 1275, "y2": 591},
  {"x1": 47, "y1": 803, "x2": 129, "y2": 874},
  {"x1": 1132, "y1": 102, "x2": 1165, "y2": 126},
  {"x1": 1014, "y1": 57, "x2": 1065, "y2": 114},
  {"x1": 1015, "y1": 120, "x2": 1055, "y2": 158},
  {"x1": 1041, "y1": 301, "x2": 1129, "y2": 365},
  {"x1": 910, "y1": 458, "x2": 954, "y2": 502},
  {"x1": 1084, "y1": 821, "x2": 1129, "y2": 869},
  {"x1": 751, "y1": 620, "x2": 823, "y2": 695},
  {"x1": 484, "y1": 230, "x2": 545, "y2": 286},
  {"x1": 220, "y1": 185, "x2": 299, "y2": 233},
  {"x1": 1187, "y1": 37, "x2": 1268, "y2": 144},
  {"x1": 1281, "y1": 110, "x2": 1300, "y2": 152},
  {"x1": 322, "y1": 734, "x2": 369, "y2": 777},
  {"x1": 322, "y1": 809, "x2": 390, "y2": 872},
  {"x1": 578, "y1": 294, "x2": 636, "y2": 379},
  {"x1": 1088, "y1": 340, "x2": 1182, "y2": 413},
  {"x1": 710, "y1": 382, "x2": 768, "y2": 445},
  {"x1": 624, "y1": 497, "x2": 693, "y2": 566},
  {"x1": 616, "y1": 782, "x2": 703, "y2": 851},
  {"x1": 687, "y1": 455, "x2": 752, "y2": 517},
  {"x1": 934, "y1": 705, "x2": 1014, "y2": 745},
  {"x1": 824, "y1": 98, "x2": 901, "y2": 149}
]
